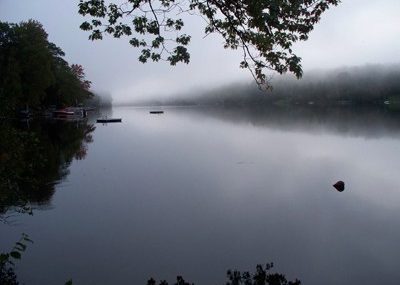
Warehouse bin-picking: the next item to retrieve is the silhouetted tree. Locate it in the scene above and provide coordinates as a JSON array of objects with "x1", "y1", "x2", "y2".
[
  {"x1": 0, "y1": 234, "x2": 32, "y2": 285},
  {"x1": 146, "y1": 263, "x2": 300, "y2": 285},
  {"x1": 78, "y1": 0, "x2": 340, "y2": 89},
  {"x1": 0, "y1": 20, "x2": 94, "y2": 115}
]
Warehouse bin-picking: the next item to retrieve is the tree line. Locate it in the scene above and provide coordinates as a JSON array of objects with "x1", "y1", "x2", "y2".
[
  {"x1": 0, "y1": 20, "x2": 93, "y2": 117},
  {"x1": 130, "y1": 64, "x2": 400, "y2": 107}
]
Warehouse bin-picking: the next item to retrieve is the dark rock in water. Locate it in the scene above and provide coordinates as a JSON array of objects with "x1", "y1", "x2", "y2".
[{"x1": 333, "y1": 181, "x2": 345, "y2": 192}]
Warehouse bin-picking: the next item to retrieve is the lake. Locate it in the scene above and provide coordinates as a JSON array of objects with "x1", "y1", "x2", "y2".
[{"x1": 1, "y1": 106, "x2": 400, "y2": 285}]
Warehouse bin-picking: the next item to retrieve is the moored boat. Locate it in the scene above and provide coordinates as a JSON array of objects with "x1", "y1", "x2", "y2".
[{"x1": 97, "y1": 118, "x2": 122, "y2": 123}]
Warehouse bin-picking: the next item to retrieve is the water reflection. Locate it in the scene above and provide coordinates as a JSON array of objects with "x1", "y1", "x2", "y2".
[
  {"x1": 185, "y1": 105, "x2": 400, "y2": 138},
  {"x1": 1, "y1": 106, "x2": 400, "y2": 285},
  {"x1": 0, "y1": 119, "x2": 95, "y2": 221}
]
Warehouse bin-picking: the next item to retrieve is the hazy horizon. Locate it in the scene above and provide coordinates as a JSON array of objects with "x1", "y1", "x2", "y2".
[
  {"x1": 113, "y1": 63, "x2": 400, "y2": 106},
  {"x1": 1, "y1": 0, "x2": 399, "y2": 103}
]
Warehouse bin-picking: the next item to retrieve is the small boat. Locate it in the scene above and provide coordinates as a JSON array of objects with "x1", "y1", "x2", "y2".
[
  {"x1": 149, "y1": 111, "x2": 164, "y2": 114},
  {"x1": 97, "y1": 118, "x2": 122, "y2": 123}
]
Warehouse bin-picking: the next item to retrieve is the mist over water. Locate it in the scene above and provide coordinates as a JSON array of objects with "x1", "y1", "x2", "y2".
[
  {"x1": 127, "y1": 64, "x2": 400, "y2": 107},
  {"x1": 1, "y1": 0, "x2": 400, "y2": 283},
  {"x1": 1, "y1": 106, "x2": 400, "y2": 285}
]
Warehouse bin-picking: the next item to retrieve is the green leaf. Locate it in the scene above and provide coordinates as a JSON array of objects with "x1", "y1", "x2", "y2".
[
  {"x1": 129, "y1": 38, "x2": 140, "y2": 47},
  {"x1": 0, "y1": 253, "x2": 9, "y2": 264},
  {"x1": 15, "y1": 242, "x2": 27, "y2": 251},
  {"x1": 10, "y1": 251, "x2": 21, "y2": 259},
  {"x1": 80, "y1": 21, "x2": 92, "y2": 31},
  {"x1": 23, "y1": 236, "x2": 33, "y2": 243}
]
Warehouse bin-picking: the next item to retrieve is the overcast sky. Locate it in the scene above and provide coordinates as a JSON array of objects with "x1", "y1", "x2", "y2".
[{"x1": 1, "y1": 0, "x2": 399, "y2": 103}]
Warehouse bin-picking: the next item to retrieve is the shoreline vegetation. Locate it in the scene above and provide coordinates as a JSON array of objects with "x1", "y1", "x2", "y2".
[
  {"x1": 1, "y1": 12, "x2": 398, "y2": 285},
  {"x1": 0, "y1": 19, "x2": 111, "y2": 119},
  {"x1": 126, "y1": 64, "x2": 400, "y2": 108},
  {"x1": 2, "y1": 21, "x2": 400, "y2": 114}
]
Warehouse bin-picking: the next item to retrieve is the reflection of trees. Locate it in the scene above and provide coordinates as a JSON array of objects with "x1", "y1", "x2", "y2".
[
  {"x1": 188, "y1": 105, "x2": 400, "y2": 138},
  {"x1": 0, "y1": 119, "x2": 95, "y2": 220}
]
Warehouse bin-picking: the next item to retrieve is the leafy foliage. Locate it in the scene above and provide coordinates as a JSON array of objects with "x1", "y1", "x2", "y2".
[
  {"x1": 78, "y1": 0, "x2": 339, "y2": 89},
  {"x1": 147, "y1": 276, "x2": 194, "y2": 285},
  {"x1": 0, "y1": 20, "x2": 93, "y2": 116},
  {"x1": 225, "y1": 263, "x2": 300, "y2": 285},
  {"x1": 64, "y1": 263, "x2": 301, "y2": 285},
  {"x1": 71, "y1": 64, "x2": 92, "y2": 91},
  {"x1": 146, "y1": 263, "x2": 300, "y2": 285},
  {"x1": 0, "y1": 233, "x2": 32, "y2": 285}
]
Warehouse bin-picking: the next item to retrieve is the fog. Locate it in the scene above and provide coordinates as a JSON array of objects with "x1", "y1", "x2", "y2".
[
  {"x1": 1, "y1": 0, "x2": 399, "y2": 103},
  {"x1": 126, "y1": 64, "x2": 400, "y2": 106}
]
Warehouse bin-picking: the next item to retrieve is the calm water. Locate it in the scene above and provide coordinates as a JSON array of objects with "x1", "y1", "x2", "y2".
[{"x1": 1, "y1": 106, "x2": 400, "y2": 285}]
